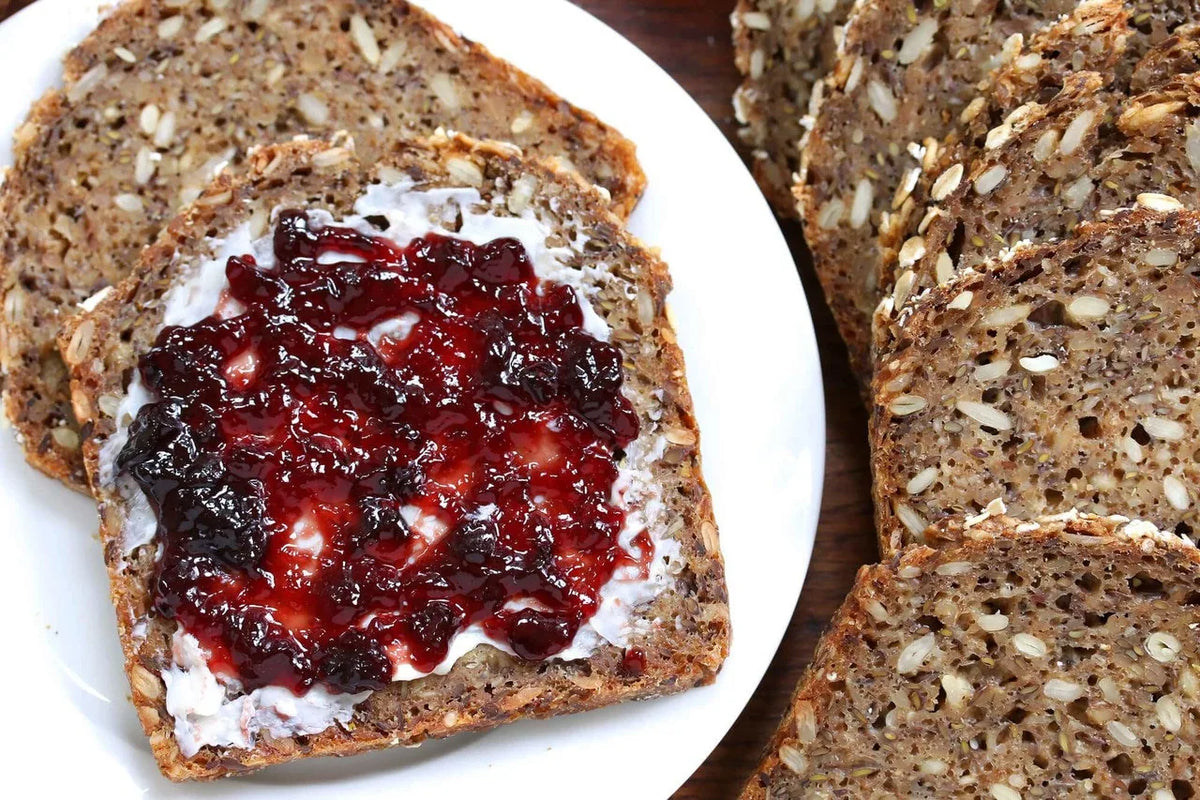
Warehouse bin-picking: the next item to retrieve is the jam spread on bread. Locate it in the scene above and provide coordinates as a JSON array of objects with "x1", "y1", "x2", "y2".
[{"x1": 118, "y1": 209, "x2": 648, "y2": 694}]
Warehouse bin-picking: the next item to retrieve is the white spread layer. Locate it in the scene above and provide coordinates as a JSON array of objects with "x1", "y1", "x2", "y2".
[
  {"x1": 163, "y1": 629, "x2": 371, "y2": 758},
  {"x1": 98, "y1": 180, "x2": 676, "y2": 757}
]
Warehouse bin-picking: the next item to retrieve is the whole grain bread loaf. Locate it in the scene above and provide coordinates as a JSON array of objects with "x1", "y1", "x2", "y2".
[
  {"x1": 741, "y1": 510, "x2": 1200, "y2": 799},
  {"x1": 0, "y1": 0, "x2": 645, "y2": 492},
  {"x1": 793, "y1": 0, "x2": 1080, "y2": 382},
  {"x1": 731, "y1": 0, "x2": 855, "y2": 213},
  {"x1": 872, "y1": 204, "x2": 1200, "y2": 554},
  {"x1": 59, "y1": 135, "x2": 727, "y2": 780},
  {"x1": 874, "y1": 6, "x2": 1200, "y2": 361}
]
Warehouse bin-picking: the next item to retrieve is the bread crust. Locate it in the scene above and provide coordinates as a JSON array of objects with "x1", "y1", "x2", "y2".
[
  {"x1": 60, "y1": 134, "x2": 727, "y2": 781},
  {"x1": 741, "y1": 511, "x2": 1200, "y2": 798},
  {"x1": 0, "y1": 0, "x2": 646, "y2": 492}
]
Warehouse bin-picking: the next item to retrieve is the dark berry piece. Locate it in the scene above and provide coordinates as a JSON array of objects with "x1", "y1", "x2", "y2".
[
  {"x1": 273, "y1": 208, "x2": 319, "y2": 261},
  {"x1": 160, "y1": 478, "x2": 268, "y2": 570},
  {"x1": 506, "y1": 609, "x2": 575, "y2": 660},
  {"x1": 318, "y1": 629, "x2": 393, "y2": 693},
  {"x1": 227, "y1": 608, "x2": 313, "y2": 692},
  {"x1": 472, "y1": 238, "x2": 530, "y2": 285},
  {"x1": 352, "y1": 496, "x2": 410, "y2": 553},
  {"x1": 450, "y1": 518, "x2": 499, "y2": 566},
  {"x1": 404, "y1": 600, "x2": 465, "y2": 667}
]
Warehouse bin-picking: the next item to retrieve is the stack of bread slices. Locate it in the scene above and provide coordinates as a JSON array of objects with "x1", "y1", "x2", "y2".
[
  {"x1": 736, "y1": 0, "x2": 1200, "y2": 795},
  {"x1": 0, "y1": 0, "x2": 730, "y2": 781}
]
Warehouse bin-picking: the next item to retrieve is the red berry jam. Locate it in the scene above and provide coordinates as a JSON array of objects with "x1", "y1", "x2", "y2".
[{"x1": 117, "y1": 209, "x2": 646, "y2": 696}]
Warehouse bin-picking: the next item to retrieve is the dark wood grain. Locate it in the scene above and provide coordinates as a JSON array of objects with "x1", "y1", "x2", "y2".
[{"x1": 0, "y1": 1, "x2": 878, "y2": 796}]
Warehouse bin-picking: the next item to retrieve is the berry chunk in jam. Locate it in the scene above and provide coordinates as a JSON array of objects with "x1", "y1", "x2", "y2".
[{"x1": 119, "y1": 208, "x2": 647, "y2": 695}]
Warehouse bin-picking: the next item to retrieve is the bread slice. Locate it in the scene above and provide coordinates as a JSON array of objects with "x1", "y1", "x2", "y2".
[
  {"x1": 731, "y1": 0, "x2": 855, "y2": 213},
  {"x1": 872, "y1": 203, "x2": 1200, "y2": 554},
  {"x1": 59, "y1": 134, "x2": 727, "y2": 780},
  {"x1": 741, "y1": 509, "x2": 1200, "y2": 799},
  {"x1": 873, "y1": 0, "x2": 1130, "y2": 315},
  {"x1": 793, "y1": 0, "x2": 1081, "y2": 382},
  {"x1": 0, "y1": 0, "x2": 645, "y2": 493},
  {"x1": 874, "y1": 11, "x2": 1200, "y2": 360}
]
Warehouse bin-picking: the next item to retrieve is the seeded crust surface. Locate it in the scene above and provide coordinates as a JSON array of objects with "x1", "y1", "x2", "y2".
[
  {"x1": 0, "y1": 0, "x2": 646, "y2": 492},
  {"x1": 60, "y1": 136, "x2": 727, "y2": 781},
  {"x1": 873, "y1": 2, "x2": 1200, "y2": 364},
  {"x1": 794, "y1": 0, "x2": 1081, "y2": 383},
  {"x1": 872, "y1": 206, "x2": 1200, "y2": 555},
  {"x1": 731, "y1": 0, "x2": 856, "y2": 213},
  {"x1": 741, "y1": 512, "x2": 1200, "y2": 799}
]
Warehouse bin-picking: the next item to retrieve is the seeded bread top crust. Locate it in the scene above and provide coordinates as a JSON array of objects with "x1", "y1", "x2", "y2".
[
  {"x1": 731, "y1": 0, "x2": 856, "y2": 214},
  {"x1": 741, "y1": 511, "x2": 1200, "y2": 799},
  {"x1": 872, "y1": 204, "x2": 1200, "y2": 555},
  {"x1": 793, "y1": 0, "x2": 1079, "y2": 383},
  {"x1": 60, "y1": 134, "x2": 727, "y2": 780},
  {"x1": 0, "y1": 0, "x2": 646, "y2": 492},
  {"x1": 873, "y1": 3, "x2": 1200, "y2": 366}
]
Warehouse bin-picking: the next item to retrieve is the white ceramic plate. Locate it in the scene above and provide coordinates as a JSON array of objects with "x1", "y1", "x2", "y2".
[{"x1": 0, "y1": 1, "x2": 824, "y2": 797}]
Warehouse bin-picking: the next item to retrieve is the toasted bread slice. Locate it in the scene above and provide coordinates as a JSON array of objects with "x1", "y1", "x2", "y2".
[
  {"x1": 873, "y1": 204, "x2": 1200, "y2": 554},
  {"x1": 742, "y1": 509, "x2": 1200, "y2": 798},
  {"x1": 0, "y1": 0, "x2": 645, "y2": 491},
  {"x1": 60, "y1": 135, "x2": 726, "y2": 780}
]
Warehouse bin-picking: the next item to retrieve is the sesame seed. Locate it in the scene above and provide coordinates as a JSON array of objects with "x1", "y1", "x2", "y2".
[
  {"x1": 906, "y1": 467, "x2": 938, "y2": 495},
  {"x1": 850, "y1": 178, "x2": 874, "y2": 229},
  {"x1": 1164, "y1": 476, "x2": 1191, "y2": 511},
  {"x1": 194, "y1": 16, "x2": 227, "y2": 43},
  {"x1": 1142, "y1": 417, "x2": 1185, "y2": 441},
  {"x1": 897, "y1": 633, "x2": 937, "y2": 674},
  {"x1": 1146, "y1": 631, "x2": 1183, "y2": 663},
  {"x1": 897, "y1": 18, "x2": 938, "y2": 64},
  {"x1": 974, "y1": 164, "x2": 1008, "y2": 195},
  {"x1": 157, "y1": 15, "x2": 184, "y2": 38},
  {"x1": 349, "y1": 14, "x2": 381, "y2": 66},
  {"x1": 139, "y1": 103, "x2": 160, "y2": 136},
  {"x1": 1012, "y1": 633, "x2": 1048, "y2": 658},
  {"x1": 1044, "y1": 679, "x2": 1084, "y2": 702},
  {"x1": 955, "y1": 400, "x2": 1013, "y2": 431},
  {"x1": 741, "y1": 10, "x2": 771, "y2": 29},
  {"x1": 976, "y1": 612, "x2": 1009, "y2": 632},
  {"x1": 867, "y1": 80, "x2": 898, "y2": 123},
  {"x1": 1059, "y1": 110, "x2": 1095, "y2": 155},
  {"x1": 1138, "y1": 192, "x2": 1184, "y2": 212},
  {"x1": 297, "y1": 93, "x2": 330, "y2": 126},
  {"x1": 1065, "y1": 295, "x2": 1110, "y2": 322},
  {"x1": 1018, "y1": 354, "x2": 1059, "y2": 374}
]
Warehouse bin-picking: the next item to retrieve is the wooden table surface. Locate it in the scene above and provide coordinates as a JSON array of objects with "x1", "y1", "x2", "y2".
[{"x1": 0, "y1": 1, "x2": 880, "y2": 797}]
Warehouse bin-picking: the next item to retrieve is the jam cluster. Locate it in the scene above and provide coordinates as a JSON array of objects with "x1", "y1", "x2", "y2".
[{"x1": 118, "y1": 208, "x2": 645, "y2": 695}]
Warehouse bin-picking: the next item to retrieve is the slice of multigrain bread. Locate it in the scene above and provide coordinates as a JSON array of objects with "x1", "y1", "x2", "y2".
[
  {"x1": 872, "y1": 203, "x2": 1200, "y2": 555},
  {"x1": 0, "y1": 0, "x2": 645, "y2": 492},
  {"x1": 793, "y1": 0, "x2": 1081, "y2": 382},
  {"x1": 741, "y1": 510, "x2": 1200, "y2": 799},
  {"x1": 873, "y1": 6, "x2": 1200, "y2": 361},
  {"x1": 731, "y1": 0, "x2": 856, "y2": 213},
  {"x1": 59, "y1": 135, "x2": 727, "y2": 780}
]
